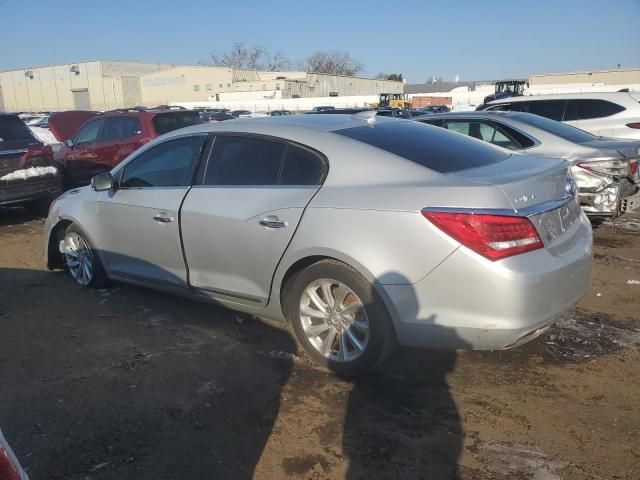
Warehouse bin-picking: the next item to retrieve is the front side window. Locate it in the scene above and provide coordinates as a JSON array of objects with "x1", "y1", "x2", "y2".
[
  {"x1": 204, "y1": 136, "x2": 285, "y2": 186},
  {"x1": 75, "y1": 119, "x2": 102, "y2": 145},
  {"x1": 120, "y1": 135, "x2": 206, "y2": 188}
]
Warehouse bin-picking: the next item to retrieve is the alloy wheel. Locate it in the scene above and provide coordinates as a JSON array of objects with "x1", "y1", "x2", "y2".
[
  {"x1": 64, "y1": 232, "x2": 95, "y2": 286},
  {"x1": 299, "y1": 278, "x2": 370, "y2": 362}
]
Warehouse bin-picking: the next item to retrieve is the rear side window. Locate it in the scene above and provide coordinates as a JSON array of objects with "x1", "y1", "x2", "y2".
[
  {"x1": 205, "y1": 136, "x2": 285, "y2": 185},
  {"x1": 152, "y1": 112, "x2": 201, "y2": 135},
  {"x1": 443, "y1": 120, "x2": 523, "y2": 151},
  {"x1": 576, "y1": 99, "x2": 625, "y2": 120},
  {"x1": 496, "y1": 123, "x2": 535, "y2": 149},
  {"x1": 100, "y1": 117, "x2": 142, "y2": 142},
  {"x1": 335, "y1": 121, "x2": 509, "y2": 173},
  {"x1": 519, "y1": 100, "x2": 566, "y2": 121},
  {"x1": 120, "y1": 135, "x2": 205, "y2": 188},
  {"x1": 0, "y1": 117, "x2": 36, "y2": 142},
  {"x1": 281, "y1": 145, "x2": 327, "y2": 185}
]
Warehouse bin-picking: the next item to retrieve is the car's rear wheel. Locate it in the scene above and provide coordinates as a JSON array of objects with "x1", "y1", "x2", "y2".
[
  {"x1": 285, "y1": 259, "x2": 396, "y2": 376},
  {"x1": 63, "y1": 225, "x2": 107, "y2": 288}
]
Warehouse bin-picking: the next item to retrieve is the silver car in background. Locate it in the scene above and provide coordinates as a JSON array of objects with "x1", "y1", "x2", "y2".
[
  {"x1": 415, "y1": 111, "x2": 640, "y2": 216},
  {"x1": 44, "y1": 115, "x2": 592, "y2": 375}
]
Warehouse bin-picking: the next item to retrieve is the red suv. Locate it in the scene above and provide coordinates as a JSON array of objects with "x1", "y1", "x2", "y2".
[{"x1": 51, "y1": 109, "x2": 202, "y2": 186}]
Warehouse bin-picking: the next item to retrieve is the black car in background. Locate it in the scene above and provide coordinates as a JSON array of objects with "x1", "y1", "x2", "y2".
[
  {"x1": 201, "y1": 111, "x2": 235, "y2": 122},
  {"x1": 0, "y1": 113, "x2": 61, "y2": 214}
]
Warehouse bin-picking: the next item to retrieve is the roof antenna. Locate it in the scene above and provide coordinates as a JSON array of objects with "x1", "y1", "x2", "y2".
[{"x1": 353, "y1": 110, "x2": 377, "y2": 125}]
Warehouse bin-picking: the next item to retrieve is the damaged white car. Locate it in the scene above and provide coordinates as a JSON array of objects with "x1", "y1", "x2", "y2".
[{"x1": 416, "y1": 111, "x2": 640, "y2": 217}]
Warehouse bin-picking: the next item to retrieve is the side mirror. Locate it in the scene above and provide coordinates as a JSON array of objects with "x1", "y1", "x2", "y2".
[
  {"x1": 65, "y1": 138, "x2": 74, "y2": 148},
  {"x1": 91, "y1": 172, "x2": 113, "y2": 192}
]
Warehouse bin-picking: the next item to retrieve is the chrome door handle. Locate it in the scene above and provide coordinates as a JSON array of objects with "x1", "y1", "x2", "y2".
[
  {"x1": 259, "y1": 218, "x2": 287, "y2": 229},
  {"x1": 153, "y1": 215, "x2": 173, "y2": 223}
]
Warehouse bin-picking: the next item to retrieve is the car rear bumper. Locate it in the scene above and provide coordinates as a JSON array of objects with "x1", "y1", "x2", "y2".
[
  {"x1": 377, "y1": 216, "x2": 593, "y2": 350},
  {"x1": 0, "y1": 174, "x2": 62, "y2": 206}
]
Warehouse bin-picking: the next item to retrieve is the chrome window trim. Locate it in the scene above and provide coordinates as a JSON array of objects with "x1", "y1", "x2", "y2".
[{"x1": 422, "y1": 195, "x2": 574, "y2": 218}]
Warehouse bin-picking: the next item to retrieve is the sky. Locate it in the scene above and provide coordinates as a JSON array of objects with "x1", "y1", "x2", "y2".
[{"x1": 1, "y1": 0, "x2": 639, "y2": 83}]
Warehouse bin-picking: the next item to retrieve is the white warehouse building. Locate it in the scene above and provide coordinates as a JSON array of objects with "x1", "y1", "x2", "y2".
[{"x1": 0, "y1": 60, "x2": 403, "y2": 112}]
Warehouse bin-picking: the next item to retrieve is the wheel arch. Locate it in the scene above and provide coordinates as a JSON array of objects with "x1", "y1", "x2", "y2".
[
  {"x1": 273, "y1": 249, "x2": 379, "y2": 324},
  {"x1": 46, "y1": 217, "x2": 103, "y2": 271}
]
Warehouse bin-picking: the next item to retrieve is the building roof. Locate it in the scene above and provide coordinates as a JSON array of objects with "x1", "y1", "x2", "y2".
[{"x1": 530, "y1": 67, "x2": 640, "y2": 78}]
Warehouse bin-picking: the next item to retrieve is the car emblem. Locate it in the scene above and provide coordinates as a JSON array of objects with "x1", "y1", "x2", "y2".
[{"x1": 514, "y1": 193, "x2": 536, "y2": 203}]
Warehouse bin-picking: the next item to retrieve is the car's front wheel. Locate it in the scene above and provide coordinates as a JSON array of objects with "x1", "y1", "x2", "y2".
[
  {"x1": 63, "y1": 225, "x2": 107, "y2": 288},
  {"x1": 285, "y1": 259, "x2": 396, "y2": 376}
]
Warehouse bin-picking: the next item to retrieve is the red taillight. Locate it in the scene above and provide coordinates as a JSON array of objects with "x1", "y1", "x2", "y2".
[
  {"x1": 422, "y1": 211, "x2": 544, "y2": 261},
  {"x1": 23, "y1": 144, "x2": 54, "y2": 166},
  {"x1": 626, "y1": 122, "x2": 640, "y2": 129},
  {"x1": 0, "y1": 447, "x2": 21, "y2": 480},
  {"x1": 630, "y1": 159, "x2": 639, "y2": 176}
]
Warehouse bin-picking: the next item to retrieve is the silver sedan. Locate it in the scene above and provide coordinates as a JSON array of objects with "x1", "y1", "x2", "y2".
[
  {"x1": 44, "y1": 114, "x2": 593, "y2": 375},
  {"x1": 415, "y1": 111, "x2": 640, "y2": 216}
]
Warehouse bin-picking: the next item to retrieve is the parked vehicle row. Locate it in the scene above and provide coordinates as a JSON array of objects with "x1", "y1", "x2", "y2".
[
  {"x1": 45, "y1": 114, "x2": 592, "y2": 375},
  {"x1": 414, "y1": 111, "x2": 640, "y2": 217},
  {"x1": 479, "y1": 92, "x2": 640, "y2": 140},
  {"x1": 49, "y1": 109, "x2": 202, "y2": 186}
]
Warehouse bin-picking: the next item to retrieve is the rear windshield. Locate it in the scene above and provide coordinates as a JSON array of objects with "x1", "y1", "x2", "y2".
[
  {"x1": 0, "y1": 116, "x2": 36, "y2": 142},
  {"x1": 510, "y1": 112, "x2": 596, "y2": 143},
  {"x1": 335, "y1": 121, "x2": 509, "y2": 173},
  {"x1": 152, "y1": 112, "x2": 201, "y2": 135}
]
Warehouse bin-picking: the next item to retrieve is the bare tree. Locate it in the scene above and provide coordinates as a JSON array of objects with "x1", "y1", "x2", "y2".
[
  {"x1": 375, "y1": 72, "x2": 403, "y2": 81},
  {"x1": 208, "y1": 42, "x2": 291, "y2": 71},
  {"x1": 264, "y1": 50, "x2": 291, "y2": 72},
  {"x1": 302, "y1": 51, "x2": 364, "y2": 76}
]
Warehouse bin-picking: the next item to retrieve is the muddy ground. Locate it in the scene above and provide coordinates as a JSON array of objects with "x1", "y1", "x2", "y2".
[{"x1": 0, "y1": 208, "x2": 638, "y2": 480}]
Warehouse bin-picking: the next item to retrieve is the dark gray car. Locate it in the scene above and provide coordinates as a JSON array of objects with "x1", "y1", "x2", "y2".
[{"x1": 415, "y1": 111, "x2": 640, "y2": 216}]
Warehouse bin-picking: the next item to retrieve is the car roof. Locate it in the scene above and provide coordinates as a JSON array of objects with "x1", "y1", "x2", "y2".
[
  {"x1": 167, "y1": 113, "x2": 399, "y2": 137},
  {"x1": 488, "y1": 91, "x2": 639, "y2": 104}
]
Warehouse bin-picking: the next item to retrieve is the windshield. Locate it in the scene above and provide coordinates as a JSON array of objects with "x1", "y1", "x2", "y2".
[
  {"x1": 335, "y1": 120, "x2": 509, "y2": 173},
  {"x1": 511, "y1": 112, "x2": 597, "y2": 143}
]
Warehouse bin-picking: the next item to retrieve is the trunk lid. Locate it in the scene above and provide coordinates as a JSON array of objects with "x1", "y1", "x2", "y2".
[
  {"x1": 452, "y1": 154, "x2": 582, "y2": 254},
  {"x1": 48, "y1": 110, "x2": 99, "y2": 142},
  {"x1": 452, "y1": 153, "x2": 571, "y2": 211},
  {"x1": 580, "y1": 137, "x2": 640, "y2": 159}
]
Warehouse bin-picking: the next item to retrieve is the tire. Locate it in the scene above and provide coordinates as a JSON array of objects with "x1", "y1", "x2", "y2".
[
  {"x1": 23, "y1": 197, "x2": 51, "y2": 217},
  {"x1": 62, "y1": 224, "x2": 108, "y2": 288},
  {"x1": 285, "y1": 259, "x2": 396, "y2": 376}
]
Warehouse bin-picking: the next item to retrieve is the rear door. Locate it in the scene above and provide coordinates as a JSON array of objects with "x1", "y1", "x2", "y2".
[
  {"x1": 97, "y1": 134, "x2": 207, "y2": 287},
  {"x1": 180, "y1": 135, "x2": 327, "y2": 305}
]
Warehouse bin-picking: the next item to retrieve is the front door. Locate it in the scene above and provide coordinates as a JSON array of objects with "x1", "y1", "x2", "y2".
[
  {"x1": 97, "y1": 134, "x2": 207, "y2": 287},
  {"x1": 181, "y1": 135, "x2": 327, "y2": 305},
  {"x1": 65, "y1": 118, "x2": 103, "y2": 185}
]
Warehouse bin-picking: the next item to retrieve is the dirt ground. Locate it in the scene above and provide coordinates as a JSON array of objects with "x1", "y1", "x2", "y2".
[{"x1": 0, "y1": 208, "x2": 638, "y2": 480}]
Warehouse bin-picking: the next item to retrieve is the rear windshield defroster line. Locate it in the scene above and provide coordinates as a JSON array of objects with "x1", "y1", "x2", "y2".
[{"x1": 334, "y1": 121, "x2": 509, "y2": 173}]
